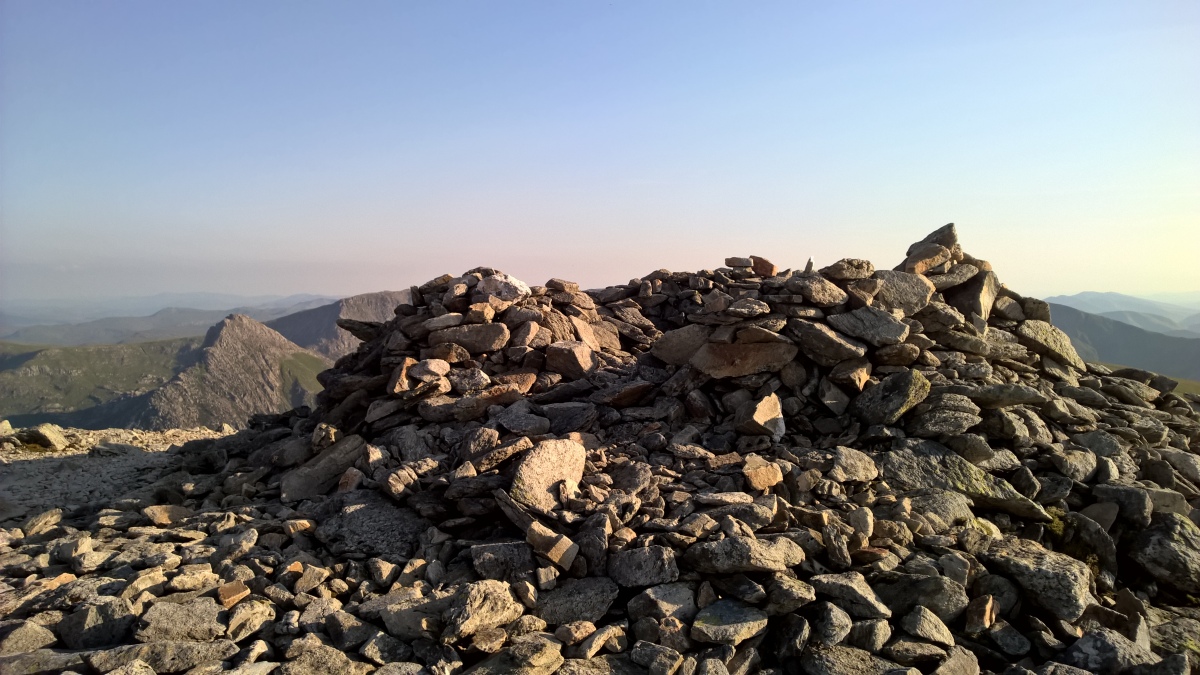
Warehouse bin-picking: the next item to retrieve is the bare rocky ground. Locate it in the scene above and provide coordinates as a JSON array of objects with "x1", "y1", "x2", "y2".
[
  {"x1": 0, "y1": 424, "x2": 231, "y2": 525},
  {"x1": 2, "y1": 225, "x2": 1199, "y2": 675}
]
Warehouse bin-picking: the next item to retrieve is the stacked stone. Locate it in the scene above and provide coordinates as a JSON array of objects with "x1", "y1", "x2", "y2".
[{"x1": 3, "y1": 224, "x2": 1200, "y2": 675}]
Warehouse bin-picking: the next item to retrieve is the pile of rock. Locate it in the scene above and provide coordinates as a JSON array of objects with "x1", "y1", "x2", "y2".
[{"x1": 3, "y1": 224, "x2": 1200, "y2": 675}]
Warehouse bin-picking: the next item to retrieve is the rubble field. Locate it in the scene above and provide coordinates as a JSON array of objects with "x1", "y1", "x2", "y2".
[{"x1": 2, "y1": 224, "x2": 1199, "y2": 675}]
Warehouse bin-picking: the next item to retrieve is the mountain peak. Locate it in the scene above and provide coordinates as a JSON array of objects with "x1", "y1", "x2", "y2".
[
  {"x1": 139, "y1": 315, "x2": 331, "y2": 430},
  {"x1": 202, "y1": 313, "x2": 291, "y2": 349}
]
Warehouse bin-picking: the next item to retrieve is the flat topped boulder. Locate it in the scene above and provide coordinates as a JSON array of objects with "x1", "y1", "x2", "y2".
[
  {"x1": 651, "y1": 324, "x2": 713, "y2": 365},
  {"x1": 808, "y1": 572, "x2": 892, "y2": 619},
  {"x1": 536, "y1": 577, "x2": 620, "y2": 624},
  {"x1": 689, "y1": 599, "x2": 768, "y2": 645},
  {"x1": 787, "y1": 320, "x2": 867, "y2": 366},
  {"x1": 800, "y1": 645, "x2": 901, "y2": 675},
  {"x1": 937, "y1": 383, "x2": 1049, "y2": 408},
  {"x1": 903, "y1": 242, "x2": 952, "y2": 276},
  {"x1": 826, "y1": 305, "x2": 910, "y2": 347},
  {"x1": 683, "y1": 535, "x2": 805, "y2": 573},
  {"x1": 428, "y1": 322, "x2": 511, "y2": 354},
  {"x1": 688, "y1": 341, "x2": 798, "y2": 378},
  {"x1": 786, "y1": 275, "x2": 848, "y2": 307},
  {"x1": 1016, "y1": 319, "x2": 1086, "y2": 371},
  {"x1": 871, "y1": 270, "x2": 935, "y2": 317}
]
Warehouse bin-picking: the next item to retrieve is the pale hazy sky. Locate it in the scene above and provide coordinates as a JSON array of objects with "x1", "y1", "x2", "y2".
[{"x1": 2, "y1": 1, "x2": 1197, "y2": 304}]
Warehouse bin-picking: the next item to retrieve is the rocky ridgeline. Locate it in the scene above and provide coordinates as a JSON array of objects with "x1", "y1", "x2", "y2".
[{"x1": 2, "y1": 225, "x2": 1200, "y2": 675}]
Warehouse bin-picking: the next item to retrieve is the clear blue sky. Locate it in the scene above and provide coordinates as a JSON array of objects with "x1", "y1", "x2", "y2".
[{"x1": 2, "y1": 1, "x2": 1197, "y2": 303}]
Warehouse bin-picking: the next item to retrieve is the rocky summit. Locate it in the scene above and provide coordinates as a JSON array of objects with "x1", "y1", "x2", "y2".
[{"x1": 2, "y1": 224, "x2": 1199, "y2": 675}]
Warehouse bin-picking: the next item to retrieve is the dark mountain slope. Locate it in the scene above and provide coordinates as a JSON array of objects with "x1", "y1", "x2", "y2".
[
  {"x1": 1048, "y1": 303, "x2": 1200, "y2": 380},
  {"x1": 267, "y1": 290, "x2": 410, "y2": 359}
]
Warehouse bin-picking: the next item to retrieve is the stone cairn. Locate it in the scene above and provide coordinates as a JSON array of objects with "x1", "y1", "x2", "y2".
[{"x1": 2, "y1": 224, "x2": 1199, "y2": 675}]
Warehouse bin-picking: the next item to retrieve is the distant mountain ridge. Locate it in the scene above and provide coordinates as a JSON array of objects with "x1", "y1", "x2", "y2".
[
  {"x1": 2, "y1": 296, "x2": 336, "y2": 343},
  {"x1": 1047, "y1": 303, "x2": 1200, "y2": 381},
  {"x1": 1045, "y1": 291, "x2": 1200, "y2": 324},
  {"x1": 0, "y1": 292, "x2": 338, "y2": 328},
  {"x1": 0, "y1": 291, "x2": 410, "y2": 352},
  {"x1": 0, "y1": 299, "x2": 333, "y2": 346},
  {"x1": 1096, "y1": 310, "x2": 1200, "y2": 339},
  {"x1": 267, "y1": 290, "x2": 411, "y2": 359},
  {"x1": 0, "y1": 289, "x2": 413, "y2": 429},
  {"x1": 0, "y1": 315, "x2": 329, "y2": 430}
]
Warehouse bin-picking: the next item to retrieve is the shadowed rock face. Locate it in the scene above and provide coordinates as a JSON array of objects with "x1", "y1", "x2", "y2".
[{"x1": 3, "y1": 225, "x2": 1199, "y2": 675}]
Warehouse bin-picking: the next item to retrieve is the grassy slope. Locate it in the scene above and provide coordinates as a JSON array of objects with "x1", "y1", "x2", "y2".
[
  {"x1": 279, "y1": 352, "x2": 330, "y2": 409},
  {"x1": 0, "y1": 338, "x2": 200, "y2": 417},
  {"x1": 1175, "y1": 378, "x2": 1200, "y2": 396}
]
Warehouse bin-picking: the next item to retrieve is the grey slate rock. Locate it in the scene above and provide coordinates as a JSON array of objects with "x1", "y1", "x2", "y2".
[
  {"x1": 59, "y1": 596, "x2": 136, "y2": 650},
  {"x1": 0, "y1": 621, "x2": 57, "y2": 655},
  {"x1": 878, "y1": 439, "x2": 1049, "y2": 521},
  {"x1": 682, "y1": 536, "x2": 805, "y2": 574},
  {"x1": 981, "y1": 537, "x2": 1093, "y2": 622},
  {"x1": 799, "y1": 645, "x2": 901, "y2": 675},
  {"x1": 86, "y1": 640, "x2": 240, "y2": 674},
  {"x1": 134, "y1": 597, "x2": 225, "y2": 643},
  {"x1": 1061, "y1": 628, "x2": 1160, "y2": 675},
  {"x1": 689, "y1": 599, "x2": 768, "y2": 646},
  {"x1": 536, "y1": 577, "x2": 620, "y2": 625},
  {"x1": 825, "y1": 306, "x2": 911, "y2": 347},
  {"x1": 872, "y1": 270, "x2": 936, "y2": 317},
  {"x1": 808, "y1": 572, "x2": 892, "y2": 619},
  {"x1": 872, "y1": 574, "x2": 970, "y2": 622},
  {"x1": 608, "y1": 545, "x2": 680, "y2": 587},
  {"x1": 1130, "y1": 512, "x2": 1200, "y2": 594},
  {"x1": 851, "y1": 369, "x2": 930, "y2": 426},
  {"x1": 627, "y1": 582, "x2": 698, "y2": 623}
]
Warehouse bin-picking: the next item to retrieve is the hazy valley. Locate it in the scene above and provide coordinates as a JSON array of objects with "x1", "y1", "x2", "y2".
[{"x1": 0, "y1": 291, "x2": 409, "y2": 430}]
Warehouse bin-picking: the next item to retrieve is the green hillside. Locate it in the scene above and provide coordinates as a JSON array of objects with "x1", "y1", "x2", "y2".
[
  {"x1": 0, "y1": 338, "x2": 201, "y2": 420},
  {"x1": 0, "y1": 315, "x2": 332, "y2": 430},
  {"x1": 280, "y1": 352, "x2": 329, "y2": 408}
]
